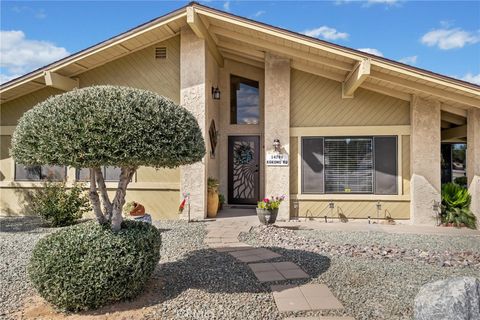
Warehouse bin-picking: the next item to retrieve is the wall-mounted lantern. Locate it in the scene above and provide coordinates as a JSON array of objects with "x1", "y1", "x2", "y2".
[
  {"x1": 212, "y1": 86, "x2": 220, "y2": 100},
  {"x1": 273, "y1": 139, "x2": 281, "y2": 152}
]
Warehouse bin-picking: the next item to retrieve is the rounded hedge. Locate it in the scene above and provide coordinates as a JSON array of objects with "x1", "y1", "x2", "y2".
[
  {"x1": 28, "y1": 220, "x2": 161, "y2": 311},
  {"x1": 11, "y1": 85, "x2": 205, "y2": 169}
]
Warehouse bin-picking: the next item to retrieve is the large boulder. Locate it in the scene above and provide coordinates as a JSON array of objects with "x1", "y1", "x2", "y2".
[{"x1": 414, "y1": 277, "x2": 480, "y2": 320}]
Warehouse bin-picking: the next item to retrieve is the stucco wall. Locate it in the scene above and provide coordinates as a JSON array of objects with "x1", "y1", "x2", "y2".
[
  {"x1": 0, "y1": 37, "x2": 181, "y2": 218},
  {"x1": 206, "y1": 50, "x2": 220, "y2": 181}
]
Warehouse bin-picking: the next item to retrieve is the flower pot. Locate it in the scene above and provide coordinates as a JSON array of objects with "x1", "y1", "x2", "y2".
[
  {"x1": 256, "y1": 208, "x2": 278, "y2": 225},
  {"x1": 129, "y1": 202, "x2": 145, "y2": 216},
  {"x1": 207, "y1": 189, "x2": 219, "y2": 218}
]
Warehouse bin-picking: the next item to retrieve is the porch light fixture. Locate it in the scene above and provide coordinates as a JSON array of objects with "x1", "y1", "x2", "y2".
[
  {"x1": 212, "y1": 86, "x2": 221, "y2": 100},
  {"x1": 273, "y1": 139, "x2": 281, "y2": 152}
]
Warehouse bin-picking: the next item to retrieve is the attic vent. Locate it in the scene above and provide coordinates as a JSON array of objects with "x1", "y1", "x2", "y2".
[{"x1": 155, "y1": 47, "x2": 167, "y2": 59}]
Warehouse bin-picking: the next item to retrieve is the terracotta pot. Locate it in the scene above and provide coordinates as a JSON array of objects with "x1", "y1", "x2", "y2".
[
  {"x1": 207, "y1": 189, "x2": 219, "y2": 218},
  {"x1": 129, "y1": 202, "x2": 145, "y2": 216},
  {"x1": 256, "y1": 208, "x2": 278, "y2": 225}
]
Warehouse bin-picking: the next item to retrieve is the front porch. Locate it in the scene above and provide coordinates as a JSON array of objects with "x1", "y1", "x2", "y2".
[{"x1": 178, "y1": 18, "x2": 480, "y2": 225}]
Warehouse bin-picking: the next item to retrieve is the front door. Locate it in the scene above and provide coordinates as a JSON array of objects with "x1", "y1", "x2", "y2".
[{"x1": 228, "y1": 136, "x2": 260, "y2": 205}]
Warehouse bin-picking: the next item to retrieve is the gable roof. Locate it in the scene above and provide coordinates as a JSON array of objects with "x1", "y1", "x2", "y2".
[{"x1": 1, "y1": 2, "x2": 479, "y2": 109}]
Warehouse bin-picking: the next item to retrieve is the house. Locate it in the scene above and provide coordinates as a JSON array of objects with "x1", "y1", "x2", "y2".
[{"x1": 1, "y1": 2, "x2": 479, "y2": 224}]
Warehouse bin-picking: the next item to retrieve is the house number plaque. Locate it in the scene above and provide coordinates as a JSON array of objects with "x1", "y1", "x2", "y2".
[{"x1": 266, "y1": 152, "x2": 289, "y2": 166}]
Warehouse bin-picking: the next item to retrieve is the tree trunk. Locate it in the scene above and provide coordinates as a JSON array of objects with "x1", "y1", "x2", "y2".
[
  {"x1": 89, "y1": 168, "x2": 106, "y2": 224},
  {"x1": 111, "y1": 167, "x2": 136, "y2": 231},
  {"x1": 94, "y1": 167, "x2": 112, "y2": 221}
]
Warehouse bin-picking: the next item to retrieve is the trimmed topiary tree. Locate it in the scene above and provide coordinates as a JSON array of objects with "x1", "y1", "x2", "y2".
[
  {"x1": 28, "y1": 220, "x2": 161, "y2": 311},
  {"x1": 11, "y1": 86, "x2": 205, "y2": 231}
]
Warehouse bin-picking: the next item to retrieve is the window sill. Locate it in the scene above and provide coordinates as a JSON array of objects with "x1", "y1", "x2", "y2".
[
  {"x1": 0, "y1": 181, "x2": 180, "y2": 191},
  {"x1": 291, "y1": 194, "x2": 410, "y2": 201}
]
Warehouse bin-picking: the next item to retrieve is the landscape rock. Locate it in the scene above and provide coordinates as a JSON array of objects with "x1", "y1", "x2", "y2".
[{"x1": 414, "y1": 277, "x2": 480, "y2": 320}]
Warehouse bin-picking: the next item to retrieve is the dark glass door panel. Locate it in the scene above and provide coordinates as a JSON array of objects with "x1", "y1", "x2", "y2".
[{"x1": 228, "y1": 136, "x2": 260, "y2": 204}]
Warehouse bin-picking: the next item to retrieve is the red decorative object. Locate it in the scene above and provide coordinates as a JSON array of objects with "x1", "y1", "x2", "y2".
[{"x1": 129, "y1": 202, "x2": 145, "y2": 216}]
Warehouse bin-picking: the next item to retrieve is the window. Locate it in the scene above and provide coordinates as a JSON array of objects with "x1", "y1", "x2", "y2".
[
  {"x1": 325, "y1": 138, "x2": 374, "y2": 193},
  {"x1": 302, "y1": 136, "x2": 397, "y2": 195},
  {"x1": 76, "y1": 166, "x2": 122, "y2": 182},
  {"x1": 15, "y1": 164, "x2": 66, "y2": 181},
  {"x1": 230, "y1": 75, "x2": 259, "y2": 125}
]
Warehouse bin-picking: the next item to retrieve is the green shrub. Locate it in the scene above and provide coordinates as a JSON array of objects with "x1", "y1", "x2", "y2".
[
  {"x1": 30, "y1": 181, "x2": 90, "y2": 227},
  {"x1": 441, "y1": 182, "x2": 476, "y2": 229},
  {"x1": 28, "y1": 220, "x2": 161, "y2": 311},
  {"x1": 453, "y1": 176, "x2": 467, "y2": 187}
]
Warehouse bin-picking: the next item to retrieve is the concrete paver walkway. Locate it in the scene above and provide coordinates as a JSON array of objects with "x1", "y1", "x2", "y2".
[
  {"x1": 204, "y1": 215, "x2": 350, "y2": 318},
  {"x1": 249, "y1": 262, "x2": 309, "y2": 282},
  {"x1": 272, "y1": 284, "x2": 344, "y2": 312}
]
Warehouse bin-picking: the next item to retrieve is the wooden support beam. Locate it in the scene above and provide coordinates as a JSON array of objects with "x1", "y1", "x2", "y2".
[
  {"x1": 291, "y1": 61, "x2": 345, "y2": 82},
  {"x1": 342, "y1": 58, "x2": 371, "y2": 98},
  {"x1": 441, "y1": 104, "x2": 468, "y2": 117},
  {"x1": 441, "y1": 120, "x2": 452, "y2": 129},
  {"x1": 222, "y1": 52, "x2": 264, "y2": 69},
  {"x1": 164, "y1": 24, "x2": 176, "y2": 35},
  {"x1": 441, "y1": 111, "x2": 466, "y2": 126},
  {"x1": 187, "y1": 7, "x2": 224, "y2": 67},
  {"x1": 291, "y1": 60, "x2": 411, "y2": 101},
  {"x1": 210, "y1": 26, "x2": 354, "y2": 71},
  {"x1": 44, "y1": 71, "x2": 79, "y2": 91},
  {"x1": 442, "y1": 125, "x2": 467, "y2": 140},
  {"x1": 220, "y1": 48, "x2": 263, "y2": 63},
  {"x1": 370, "y1": 70, "x2": 480, "y2": 108},
  {"x1": 360, "y1": 82, "x2": 411, "y2": 102},
  {"x1": 217, "y1": 40, "x2": 265, "y2": 60}
]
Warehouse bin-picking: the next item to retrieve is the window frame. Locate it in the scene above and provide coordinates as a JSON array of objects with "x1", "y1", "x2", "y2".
[
  {"x1": 301, "y1": 135, "x2": 398, "y2": 195},
  {"x1": 75, "y1": 166, "x2": 122, "y2": 182},
  {"x1": 14, "y1": 163, "x2": 67, "y2": 182},
  {"x1": 230, "y1": 74, "x2": 260, "y2": 125}
]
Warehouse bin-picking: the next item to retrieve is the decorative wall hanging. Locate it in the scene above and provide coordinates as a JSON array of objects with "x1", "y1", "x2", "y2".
[{"x1": 208, "y1": 119, "x2": 218, "y2": 158}]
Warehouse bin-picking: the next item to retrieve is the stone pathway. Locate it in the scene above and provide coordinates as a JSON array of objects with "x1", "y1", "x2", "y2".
[
  {"x1": 249, "y1": 262, "x2": 309, "y2": 282},
  {"x1": 204, "y1": 218, "x2": 353, "y2": 319},
  {"x1": 272, "y1": 284, "x2": 343, "y2": 312}
]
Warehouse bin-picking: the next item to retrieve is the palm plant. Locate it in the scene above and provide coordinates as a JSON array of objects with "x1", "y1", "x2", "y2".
[{"x1": 441, "y1": 183, "x2": 476, "y2": 229}]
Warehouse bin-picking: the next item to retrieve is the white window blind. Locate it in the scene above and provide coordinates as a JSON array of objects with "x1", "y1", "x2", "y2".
[{"x1": 324, "y1": 138, "x2": 373, "y2": 193}]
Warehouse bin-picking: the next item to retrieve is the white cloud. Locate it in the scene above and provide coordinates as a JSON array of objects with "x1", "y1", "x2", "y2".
[
  {"x1": 223, "y1": 1, "x2": 231, "y2": 12},
  {"x1": 0, "y1": 30, "x2": 69, "y2": 84},
  {"x1": 357, "y1": 48, "x2": 384, "y2": 57},
  {"x1": 11, "y1": 6, "x2": 47, "y2": 19},
  {"x1": 303, "y1": 26, "x2": 349, "y2": 40},
  {"x1": 398, "y1": 55, "x2": 418, "y2": 65},
  {"x1": 421, "y1": 27, "x2": 480, "y2": 50},
  {"x1": 461, "y1": 72, "x2": 480, "y2": 85},
  {"x1": 253, "y1": 10, "x2": 266, "y2": 18}
]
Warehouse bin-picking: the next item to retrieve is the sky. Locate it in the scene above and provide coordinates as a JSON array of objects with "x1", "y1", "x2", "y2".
[{"x1": 1, "y1": 0, "x2": 479, "y2": 85}]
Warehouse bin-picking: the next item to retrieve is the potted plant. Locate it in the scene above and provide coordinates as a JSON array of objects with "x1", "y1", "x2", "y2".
[
  {"x1": 256, "y1": 195, "x2": 286, "y2": 225},
  {"x1": 207, "y1": 177, "x2": 219, "y2": 218},
  {"x1": 123, "y1": 201, "x2": 145, "y2": 216},
  {"x1": 218, "y1": 194, "x2": 225, "y2": 211}
]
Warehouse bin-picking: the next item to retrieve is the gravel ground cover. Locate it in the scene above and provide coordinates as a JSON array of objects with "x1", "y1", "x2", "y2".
[
  {"x1": 298, "y1": 228, "x2": 480, "y2": 253},
  {"x1": 146, "y1": 220, "x2": 280, "y2": 320},
  {"x1": 0, "y1": 217, "x2": 55, "y2": 318},
  {"x1": 3, "y1": 217, "x2": 479, "y2": 320},
  {"x1": 240, "y1": 225, "x2": 480, "y2": 320},
  {"x1": 1, "y1": 218, "x2": 280, "y2": 319}
]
